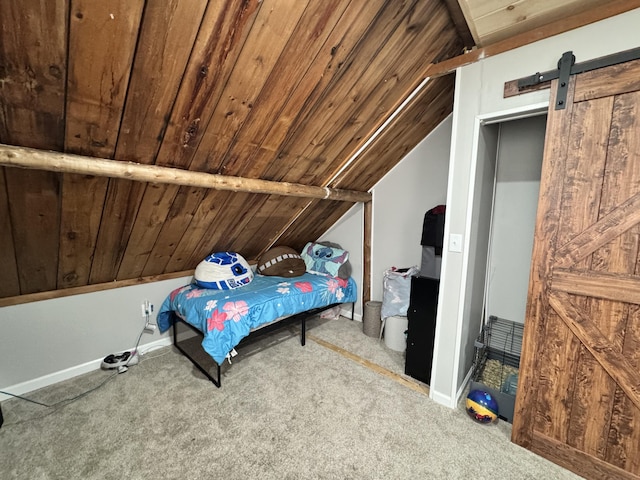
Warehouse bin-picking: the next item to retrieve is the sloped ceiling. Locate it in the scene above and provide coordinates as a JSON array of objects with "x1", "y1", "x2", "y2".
[{"x1": 0, "y1": 0, "x2": 633, "y2": 302}]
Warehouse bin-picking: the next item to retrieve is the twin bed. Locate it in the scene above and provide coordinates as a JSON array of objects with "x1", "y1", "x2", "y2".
[{"x1": 157, "y1": 268, "x2": 357, "y2": 387}]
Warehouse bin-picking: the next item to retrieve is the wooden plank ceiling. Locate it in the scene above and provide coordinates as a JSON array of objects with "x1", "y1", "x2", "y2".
[
  {"x1": 0, "y1": 0, "x2": 630, "y2": 301},
  {"x1": 456, "y1": 0, "x2": 619, "y2": 46},
  {"x1": 0, "y1": 0, "x2": 464, "y2": 300}
]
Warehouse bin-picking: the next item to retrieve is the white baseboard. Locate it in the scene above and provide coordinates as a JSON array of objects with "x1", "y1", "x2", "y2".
[
  {"x1": 429, "y1": 367, "x2": 474, "y2": 410},
  {"x1": 0, "y1": 337, "x2": 172, "y2": 403},
  {"x1": 430, "y1": 389, "x2": 454, "y2": 408},
  {"x1": 341, "y1": 305, "x2": 361, "y2": 322}
]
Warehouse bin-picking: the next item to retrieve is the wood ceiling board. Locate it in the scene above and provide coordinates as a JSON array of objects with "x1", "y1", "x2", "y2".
[
  {"x1": 192, "y1": 0, "x2": 312, "y2": 175},
  {"x1": 65, "y1": 0, "x2": 144, "y2": 158},
  {"x1": 151, "y1": 0, "x2": 262, "y2": 170},
  {"x1": 179, "y1": 191, "x2": 265, "y2": 269},
  {"x1": 116, "y1": 183, "x2": 181, "y2": 278},
  {"x1": 115, "y1": 0, "x2": 208, "y2": 165},
  {"x1": 442, "y1": 0, "x2": 475, "y2": 48},
  {"x1": 143, "y1": 0, "x2": 374, "y2": 275},
  {"x1": 334, "y1": 75, "x2": 455, "y2": 192},
  {"x1": 0, "y1": 0, "x2": 67, "y2": 150},
  {"x1": 235, "y1": 196, "x2": 314, "y2": 259},
  {"x1": 57, "y1": 174, "x2": 108, "y2": 289},
  {"x1": 0, "y1": 1, "x2": 67, "y2": 295},
  {"x1": 159, "y1": 189, "x2": 228, "y2": 274},
  {"x1": 266, "y1": 0, "x2": 427, "y2": 181},
  {"x1": 6, "y1": 170, "x2": 61, "y2": 294},
  {"x1": 118, "y1": 1, "x2": 262, "y2": 279},
  {"x1": 274, "y1": 1, "x2": 461, "y2": 187},
  {"x1": 245, "y1": 0, "x2": 388, "y2": 180},
  {"x1": 0, "y1": 168, "x2": 20, "y2": 297},
  {"x1": 92, "y1": 0, "x2": 208, "y2": 283},
  {"x1": 459, "y1": 0, "x2": 605, "y2": 46},
  {"x1": 204, "y1": 0, "x2": 353, "y2": 177},
  {"x1": 140, "y1": 186, "x2": 208, "y2": 277},
  {"x1": 63, "y1": 0, "x2": 144, "y2": 285},
  {"x1": 305, "y1": 7, "x2": 462, "y2": 189},
  {"x1": 277, "y1": 199, "x2": 354, "y2": 250}
]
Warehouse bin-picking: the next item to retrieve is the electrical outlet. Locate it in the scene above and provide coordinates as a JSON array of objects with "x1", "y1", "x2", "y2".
[{"x1": 141, "y1": 300, "x2": 148, "y2": 317}]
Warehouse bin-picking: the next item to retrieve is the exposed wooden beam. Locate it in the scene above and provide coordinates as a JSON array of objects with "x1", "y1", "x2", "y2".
[
  {"x1": 0, "y1": 144, "x2": 371, "y2": 203},
  {"x1": 0, "y1": 269, "x2": 193, "y2": 307},
  {"x1": 363, "y1": 200, "x2": 372, "y2": 305}
]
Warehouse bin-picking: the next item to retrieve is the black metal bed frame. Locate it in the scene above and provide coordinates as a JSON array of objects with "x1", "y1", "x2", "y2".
[{"x1": 172, "y1": 302, "x2": 355, "y2": 387}]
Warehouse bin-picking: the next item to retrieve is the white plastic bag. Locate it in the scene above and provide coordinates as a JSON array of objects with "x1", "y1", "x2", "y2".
[{"x1": 381, "y1": 266, "x2": 419, "y2": 319}]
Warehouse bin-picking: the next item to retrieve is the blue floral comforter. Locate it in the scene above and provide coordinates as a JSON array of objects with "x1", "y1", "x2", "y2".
[{"x1": 157, "y1": 273, "x2": 357, "y2": 365}]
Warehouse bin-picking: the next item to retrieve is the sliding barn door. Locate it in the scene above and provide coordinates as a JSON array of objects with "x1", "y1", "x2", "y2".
[{"x1": 512, "y1": 58, "x2": 640, "y2": 480}]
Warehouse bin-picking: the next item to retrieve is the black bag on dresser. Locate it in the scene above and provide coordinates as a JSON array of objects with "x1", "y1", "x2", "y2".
[{"x1": 420, "y1": 205, "x2": 445, "y2": 279}]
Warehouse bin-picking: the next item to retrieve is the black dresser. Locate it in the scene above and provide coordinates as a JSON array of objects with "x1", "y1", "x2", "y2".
[{"x1": 404, "y1": 275, "x2": 439, "y2": 385}]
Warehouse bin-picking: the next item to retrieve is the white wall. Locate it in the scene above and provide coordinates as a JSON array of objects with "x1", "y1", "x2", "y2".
[
  {"x1": 431, "y1": 8, "x2": 640, "y2": 408},
  {"x1": 0, "y1": 276, "x2": 190, "y2": 400},
  {"x1": 370, "y1": 115, "x2": 452, "y2": 301},
  {"x1": 319, "y1": 115, "x2": 452, "y2": 319},
  {"x1": 486, "y1": 116, "x2": 546, "y2": 324}
]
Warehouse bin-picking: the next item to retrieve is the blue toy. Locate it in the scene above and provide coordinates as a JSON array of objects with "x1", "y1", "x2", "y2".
[{"x1": 466, "y1": 390, "x2": 499, "y2": 424}]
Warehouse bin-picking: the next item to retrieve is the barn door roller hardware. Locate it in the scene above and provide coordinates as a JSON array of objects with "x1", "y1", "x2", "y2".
[{"x1": 516, "y1": 46, "x2": 640, "y2": 109}]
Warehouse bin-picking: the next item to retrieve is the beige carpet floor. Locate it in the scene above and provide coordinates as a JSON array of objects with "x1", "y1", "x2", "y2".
[{"x1": 0, "y1": 316, "x2": 582, "y2": 479}]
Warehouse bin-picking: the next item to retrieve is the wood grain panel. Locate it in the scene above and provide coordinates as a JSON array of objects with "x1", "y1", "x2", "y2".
[
  {"x1": 515, "y1": 60, "x2": 640, "y2": 479},
  {"x1": 116, "y1": 0, "x2": 208, "y2": 164},
  {"x1": 334, "y1": 75, "x2": 455, "y2": 191},
  {"x1": 295, "y1": 1, "x2": 460, "y2": 186},
  {"x1": 461, "y1": 0, "x2": 603, "y2": 46},
  {"x1": 0, "y1": 0, "x2": 67, "y2": 294},
  {"x1": 247, "y1": 0, "x2": 386, "y2": 178},
  {"x1": 549, "y1": 292, "x2": 640, "y2": 411},
  {"x1": 153, "y1": 0, "x2": 313, "y2": 267},
  {"x1": 235, "y1": 196, "x2": 313, "y2": 259},
  {"x1": 607, "y1": 305, "x2": 640, "y2": 473},
  {"x1": 512, "y1": 78, "x2": 576, "y2": 448},
  {"x1": 554, "y1": 191, "x2": 640, "y2": 269},
  {"x1": 191, "y1": 0, "x2": 312, "y2": 174},
  {"x1": 62, "y1": 0, "x2": 144, "y2": 285},
  {"x1": 553, "y1": 269, "x2": 640, "y2": 304},
  {"x1": 116, "y1": 184, "x2": 180, "y2": 278},
  {"x1": 574, "y1": 58, "x2": 640, "y2": 103},
  {"x1": 95, "y1": 0, "x2": 207, "y2": 283},
  {"x1": 184, "y1": 192, "x2": 266, "y2": 267},
  {"x1": 151, "y1": 0, "x2": 262, "y2": 170},
  {"x1": 530, "y1": 430, "x2": 640, "y2": 480},
  {"x1": 204, "y1": 0, "x2": 351, "y2": 176},
  {"x1": 119, "y1": 0, "x2": 262, "y2": 279},
  {"x1": 65, "y1": 0, "x2": 144, "y2": 158},
  {"x1": 267, "y1": 0, "x2": 451, "y2": 184},
  {"x1": 5, "y1": 170, "x2": 61, "y2": 293},
  {"x1": 0, "y1": 0, "x2": 67, "y2": 149},
  {"x1": 598, "y1": 90, "x2": 640, "y2": 473},
  {"x1": 277, "y1": 199, "x2": 353, "y2": 249},
  {"x1": 0, "y1": 168, "x2": 20, "y2": 297},
  {"x1": 557, "y1": 97, "x2": 614, "y2": 456},
  {"x1": 160, "y1": 189, "x2": 227, "y2": 274},
  {"x1": 58, "y1": 174, "x2": 107, "y2": 288},
  {"x1": 140, "y1": 187, "x2": 207, "y2": 277}
]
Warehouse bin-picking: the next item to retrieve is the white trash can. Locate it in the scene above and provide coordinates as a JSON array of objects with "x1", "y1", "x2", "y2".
[{"x1": 383, "y1": 315, "x2": 408, "y2": 352}]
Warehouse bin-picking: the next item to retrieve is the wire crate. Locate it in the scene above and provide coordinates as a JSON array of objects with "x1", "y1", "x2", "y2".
[{"x1": 470, "y1": 315, "x2": 524, "y2": 422}]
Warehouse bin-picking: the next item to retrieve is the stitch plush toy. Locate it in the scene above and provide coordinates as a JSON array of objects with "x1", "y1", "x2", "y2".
[{"x1": 301, "y1": 241, "x2": 351, "y2": 279}]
